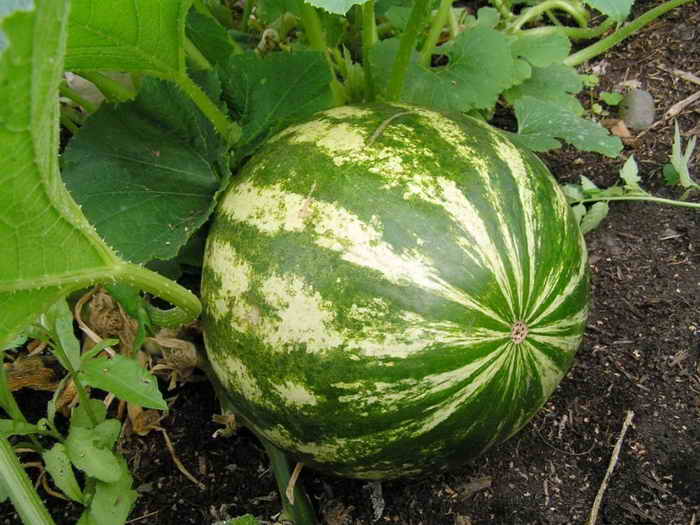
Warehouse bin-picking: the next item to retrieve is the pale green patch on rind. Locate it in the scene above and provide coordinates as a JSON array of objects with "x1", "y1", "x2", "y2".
[
  {"x1": 220, "y1": 180, "x2": 506, "y2": 326},
  {"x1": 272, "y1": 381, "x2": 321, "y2": 407},
  {"x1": 204, "y1": 239, "x2": 253, "y2": 321}
]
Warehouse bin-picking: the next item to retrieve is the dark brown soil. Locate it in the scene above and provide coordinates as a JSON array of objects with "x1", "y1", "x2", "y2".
[{"x1": 2, "y1": 1, "x2": 699, "y2": 524}]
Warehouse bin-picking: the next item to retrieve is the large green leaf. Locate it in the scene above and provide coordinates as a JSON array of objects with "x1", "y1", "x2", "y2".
[
  {"x1": 62, "y1": 76, "x2": 225, "y2": 264},
  {"x1": 505, "y1": 64, "x2": 584, "y2": 115},
  {"x1": 0, "y1": 0, "x2": 201, "y2": 347},
  {"x1": 508, "y1": 96, "x2": 623, "y2": 157},
  {"x1": 371, "y1": 26, "x2": 514, "y2": 112},
  {"x1": 0, "y1": 0, "x2": 120, "y2": 346},
  {"x1": 218, "y1": 51, "x2": 334, "y2": 155},
  {"x1": 65, "y1": 0, "x2": 191, "y2": 77}
]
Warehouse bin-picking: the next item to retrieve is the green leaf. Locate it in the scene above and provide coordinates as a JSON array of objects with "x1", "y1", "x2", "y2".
[
  {"x1": 1, "y1": 334, "x2": 27, "y2": 351},
  {"x1": 476, "y1": 7, "x2": 500, "y2": 28},
  {"x1": 65, "y1": 422, "x2": 123, "y2": 483},
  {"x1": 71, "y1": 399, "x2": 108, "y2": 428},
  {"x1": 43, "y1": 443, "x2": 85, "y2": 503},
  {"x1": 505, "y1": 64, "x2": 583, "y2": 115},
  {"x1": 42, "y1": 299, "x2": 81, "y2": 371},
  {"x1": 303, "y1": 0, "x2": 368, "y2": 15},
  {"x1": 79, "y1": 456, "x2": 137, "y2": 525},
  {"x1": 663, "y1": 163, "x2": 680, "y2": 185},
  {"x1": 186, "y1": 10, "x2": 239, "y2": 66},
  {"x1": 0, "y1": 0, "x2": 200, "y2": 348},
  {"x1": 79, "y1": 354, "x2": 167, "y2": 410},
  {"x1": 580, "y1": 175, "x2": 599, "y2": 194},
  {"x1": 0, "y1": 476, "x2": 7, "y2": 504},
  {"x1": 0, "y1": 0, "x2": 123, "y2": 347},
  {"x1": 510, "y1": 31, "x2": 571, "y2": 68},
  {"x1": 600, "y1": 91, "x2": 623, "y2": 106},
  {"x1": 584, "y1": 0, "x2": 633, "y2": 22},
  {"x1": 671, "y1": 121, "x2": 699, "y2": 190},
  {"x1": 65, "y1": 0, "x2": 191, "y2": 77},
  {"x1": 509, "y1": 96, "x2": 622, "y2": 156},
  {"x1": 580, "y1": 201, "x2": 609, "y2": 233},
  {"x1": 62, "y1": 76, "x2": 225, "y2": 264},
  {"x1": 619, "y1": 155, "x2": 642, "y2": 191},
  {"x1": 372, "y1": 26, "x2": 514, "y2": 112},
  {"x1": 0, "y1": 420, "x2": 40, "y2": 438},
  {"x1": 218, "y1": 51, "x2": 334, "y2": 155}
]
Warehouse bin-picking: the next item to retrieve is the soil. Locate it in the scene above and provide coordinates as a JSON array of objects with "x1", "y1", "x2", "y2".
[{"x1": 2, "y1": 1, "x2": 699, "y2": 524}]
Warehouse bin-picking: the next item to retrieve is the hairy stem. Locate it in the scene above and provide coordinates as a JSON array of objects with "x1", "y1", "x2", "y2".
[
  {"x1": 176, "y1": 73, "x2": 241, "y2": 144},
  {"x1": 114, "y1": 263, "x2": 202, "y2": 327},
  {"x1": 361, "y1": 1, "x2": 377, "y2": 102},
  {"x1": 387, "y1": 0, "x2": 431, "y2": 101},
  {"x1": 419, "y1": 0, "x2": 453, "y2": 68},
  {"x1": 0, "y1": 438, "x2": 55, "y2": 525},
  {"x1": 509, "y1": 0, "x2": 589, "y2": 32},
  {"x1": 489, "y1": 0, "x2": 514, "y2": 22},
  {"x1": 564, "y1": 0, "x2": 694, "y2": 66},
  {"x1": 519, "y1": 18, "x2": 614, "y2": 41}
]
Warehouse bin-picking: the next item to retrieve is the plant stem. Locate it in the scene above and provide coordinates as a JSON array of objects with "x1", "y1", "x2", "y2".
[
  {"x1": 0, "y1": 437, "x2": 55, "y2": 525},
  {"x1": 200, "y1": 357, "x2": 319, "y2": 524},
  {"x1": 115, "y1": 263, "x2": 202, "y2": 327},
  {"x1": 564, "y1": 0, "x2": 694, "y2": 66},
  {"x1": 296, "y1": 0, "x2": 346, "y2": 105},
  {"x1": 571, "y1": 195, "x2": 700, "y2": 209},
  {"x1": 520, "y1": 18, "x2": 614, "y2": 41},
  {"x1": 59, "y1": 81, "x2": 98, "y2": 114},
  {"x1": 509, "y1": 0, "x2": 589, "y2": 32},
  {"x1": 60, "y1": 113, "x2": 80, "y2": 135},
  {"x1": 298, "y1": 1, "x2": 327, "y2": 52},
  {"x1": 386, "y1": 0, "x2": 431, "y2": 101},
  {"x1": 184, "y1": 37, "x2": 213, "y2": 71},
  {"x1": 50, "y1": 341, "x2": 98, "y2": 427},
  {"x1": 176, "y1": 73, "x2": 242, "y2": 144},
  {"x1": 419, "y1": 0, "x2": 453, "y2": 68},
  {"x1": 242, "y1": 0, "x2": 257, "y2": 32},
  {"x1": 361, "y1": 1, "x2": 377, "y2": 102},
  {"x1": 490, "y1": 0, "x2": 514, "y2": 22},
  {"x1": 261, "y1": 439, "x2": 318, "y2": 525},
  {"x1": 78, "y1": 71, "x2": 137, "y2": 102}
]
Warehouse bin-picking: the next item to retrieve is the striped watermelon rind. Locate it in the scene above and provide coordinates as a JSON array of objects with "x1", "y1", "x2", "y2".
[{"x1": 202, "y1": 103, "x2": 589, "y2": 480}]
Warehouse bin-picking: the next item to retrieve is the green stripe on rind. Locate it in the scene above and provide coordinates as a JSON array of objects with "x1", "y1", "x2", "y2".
[{"x1": 202, "y1": 103, "x2": 589, "y2": 479}]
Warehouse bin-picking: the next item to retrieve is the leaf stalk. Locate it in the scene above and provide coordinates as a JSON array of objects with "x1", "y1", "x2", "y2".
[
  {"x1": 0, "y1": 437, "x2": 55, "y2": 525},
  {"x1": 419, "y1": 0, "x2": 453, "y2": 68},
  {"x1": 387, "y1": 0, "x2": 431, "y2": 101},
  {"x1": 564, "y1": 0, "x2": 694, "y2": 66}
]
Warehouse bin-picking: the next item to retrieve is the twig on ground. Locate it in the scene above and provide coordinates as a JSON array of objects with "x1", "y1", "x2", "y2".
[
  {"x1": 159, "y1": 427, "x2": 205, "y2": 490},
  {"x1": 587, "y1": 410, "x2": 635, "y2": 525},
  {"x1": 666, "y1": 90, "x2": 700, "y2": 119},
  {"x1": 285, "y1": 462, "x2": 304, "y2": 504}
]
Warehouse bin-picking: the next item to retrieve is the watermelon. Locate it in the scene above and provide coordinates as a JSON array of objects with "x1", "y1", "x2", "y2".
[{"x1": 202, "y1": 103, "x2": 589, "y2": 480}]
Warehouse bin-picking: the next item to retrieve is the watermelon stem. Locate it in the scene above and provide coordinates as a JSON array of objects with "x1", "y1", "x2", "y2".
[
  {"x1": 199, "y1": 356, "x2": 319, "y2": 524},
  {"x1": 261, "y1": 438, "x2": 319, "y2": 525}
]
